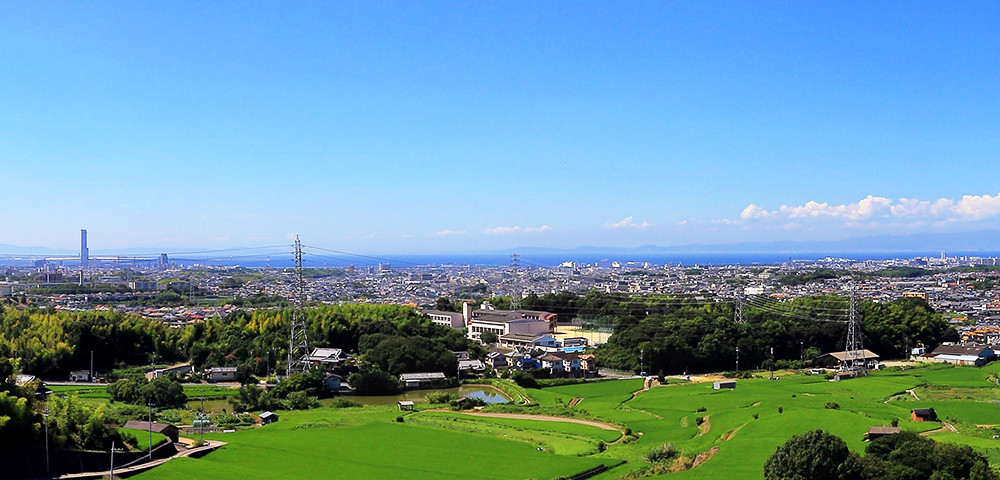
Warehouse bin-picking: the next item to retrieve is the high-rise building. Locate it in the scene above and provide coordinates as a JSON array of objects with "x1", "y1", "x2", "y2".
[{"x1": 80, "y1": 229, "x2": 89, "y2": 270}]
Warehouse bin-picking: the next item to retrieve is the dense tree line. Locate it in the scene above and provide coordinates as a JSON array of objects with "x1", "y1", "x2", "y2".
[
  {"x1": 0, "y1": 359, "x2": 128, "y2": 451},
  {"x1": 596, "y1": 295, "x2": 955, "y2": 374},
  {"x1": 483, "y1": 291, "x2": 952, "y2": 375},
  {"x1": 0, "y1": 304, "x2": 479, "y2": 378},
  {"x1": 764, "y1": 429, "x2": 995, "y2": 480}
]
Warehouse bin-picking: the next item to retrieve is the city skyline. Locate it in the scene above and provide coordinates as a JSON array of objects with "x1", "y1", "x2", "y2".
[{"x1": 2, "y1": 2, "x2": 999, "y2": 253}]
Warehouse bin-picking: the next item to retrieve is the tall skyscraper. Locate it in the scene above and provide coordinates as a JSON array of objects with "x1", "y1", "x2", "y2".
[{"x1": 80, "y1": 229, "x2": 89, "y2": 270}]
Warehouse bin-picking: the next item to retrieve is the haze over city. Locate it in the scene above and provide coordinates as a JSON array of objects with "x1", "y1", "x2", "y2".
[{"x1": 2, "y1": 2, "x2": 998, "y2": 254}]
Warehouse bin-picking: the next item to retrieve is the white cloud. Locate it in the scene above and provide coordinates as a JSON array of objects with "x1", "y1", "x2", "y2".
[
  {"x1": 431, "y1": 229, "x2": 465, "y2": 237},
  {"x1": 483, "y1": 225, "x2": 551, "y2": 235},
  {"x1": 740, "y1": 204, "x2": 773, "y2": 219},
  {"x1": 739, "y1": 192, "x2": 1000, "y2": 224},
  {"x1": 955, "y1": 193, "x2": 1000, "y2": 219},
  {"x1": 605, "y1": 216, "x2": 652, "y2": 229}
]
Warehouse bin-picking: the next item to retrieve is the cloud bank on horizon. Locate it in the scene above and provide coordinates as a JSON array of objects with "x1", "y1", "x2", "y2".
[{"x1": 737, "y1": 193, "x2": 1000, "y2": 228}]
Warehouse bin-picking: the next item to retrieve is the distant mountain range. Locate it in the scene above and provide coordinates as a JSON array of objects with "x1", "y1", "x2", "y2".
[
  {"x1": 512, "y1": 230, "x2": 1000, "y2": 256},
  {"x1": 3, "y1": 229, "x2": 1000, "y2": 259}
]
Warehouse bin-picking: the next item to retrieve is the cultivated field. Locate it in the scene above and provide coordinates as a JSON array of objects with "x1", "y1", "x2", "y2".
[{"x1": 131, "y1": 363, "x2": 1000, "y2": 480}]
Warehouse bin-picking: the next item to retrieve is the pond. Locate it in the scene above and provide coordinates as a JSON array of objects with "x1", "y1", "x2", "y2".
[{"x1": 335, "y1": 386, "x2": 511, "y2": 406}]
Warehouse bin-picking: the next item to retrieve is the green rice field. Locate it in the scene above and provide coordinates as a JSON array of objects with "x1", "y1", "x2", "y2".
[{"x1": 131, "y1": 363, "x2": 1000, "y2": 480}]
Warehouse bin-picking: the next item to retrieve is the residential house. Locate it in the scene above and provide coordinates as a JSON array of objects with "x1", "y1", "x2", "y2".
[
  {"x1": 304, "y1": 347, "x2": 352, "y2": 370},
  {"x1": 485, "y1": 351, "x2": 509, "y2": 369},
  {"x1": 579, "y1": 354, "x2": 598, "y2": 376},
  {"x1": 537, "y1": 352, "x2": 582, "y2": 377},
  {"x1": 69, "y1": 370, "x2": 91, "y2": 382}
]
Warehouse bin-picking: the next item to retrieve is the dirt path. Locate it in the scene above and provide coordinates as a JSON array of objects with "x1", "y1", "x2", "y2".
[
  {"x1": 456, "y1": 412, "x2": 622, "y2": 432},
  {"x1": 906, "y1": 389, "x2": 921, "y2": 401},
  {"x1": 627, "y1": 377, "x2": 655, "y2": 400},
  {"x1": 921, "y1": 422, "x2": 958, "y2": 436},
  {"x1": 696, "y1": 415, "x2": 711, "y2": 437}
]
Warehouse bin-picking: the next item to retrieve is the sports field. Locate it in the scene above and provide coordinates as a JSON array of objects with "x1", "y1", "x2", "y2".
[{"x1": 132, "y1": 363, "x2": 1000, "y2": 480}]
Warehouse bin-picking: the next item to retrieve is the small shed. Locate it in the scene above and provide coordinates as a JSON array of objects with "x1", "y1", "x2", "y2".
[
  {"x1": 911, "y1": 408, "x2": 937, "y2": 422},
  {"x1": 398, "y1": 400, "x2": 415, "y2": 411},
  {"x1": 260, "y1": 411, "x2": 279, "y2": 425},
  {"x1": 324, "y1": 374, "x2": 342, "y2": 392},
  {"x1": 865, "y1": 426, "x2": 901, "y2": 441},
  {"x1": 713, "y1": 380, "x2": 736, "y2": 390}
]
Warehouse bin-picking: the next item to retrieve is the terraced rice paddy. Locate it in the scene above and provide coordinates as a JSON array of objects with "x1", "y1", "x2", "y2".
[{"x1": 133, "y1": 363, "x2": 1000, "y2": 480}]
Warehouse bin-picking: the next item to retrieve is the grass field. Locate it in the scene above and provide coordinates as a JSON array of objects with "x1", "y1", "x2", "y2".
[
  {"x1": 119, "y1": 427, "x2": 169, "y2": 451},
  {"x1": 129, "y1": 363, "x2": 1000, "y2": 480},
  {"x1": 133, "y1": 407, "x2": 606, "y2": 480}
]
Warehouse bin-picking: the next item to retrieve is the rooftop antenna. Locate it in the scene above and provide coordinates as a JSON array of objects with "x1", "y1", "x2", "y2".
[{"x1": 286, "y1": 235, "x2": 311, "y2": 376}]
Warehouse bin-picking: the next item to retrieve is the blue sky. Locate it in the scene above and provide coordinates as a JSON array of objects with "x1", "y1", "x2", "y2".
[{"x1": 2, "y1": 2, "x2": 999, "y2": 253}]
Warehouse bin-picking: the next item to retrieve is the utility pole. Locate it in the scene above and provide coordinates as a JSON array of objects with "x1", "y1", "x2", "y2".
[
  {"x1": 199, "y1": 396, "x2": 206, "y2": 446},
  {"x1": 109, "y1": 441, "x2": 119, "y2": 480},
  {"x1": 800, "y1": 341, "x2": 805, "y2": 364},
  {"x1": 640, "y1": 347, "x2": 644, "y2": 375},
  {"x1": 44, "y1": 405, "x2": 49, "y2": 476},
  {"x1": 735, "y1": 346, "x2": 740, "y2": 373},
  {"x1": 147, "y1": 402, "x2": 154, "y2": 459},
  {"x1": 769, "y1": 347, "x2": 774, "y2": 380}
]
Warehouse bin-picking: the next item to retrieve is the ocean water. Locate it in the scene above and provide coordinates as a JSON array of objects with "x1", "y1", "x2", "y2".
[{"x1": 5, "y1": 251, "x2": 999, "y2": 269}]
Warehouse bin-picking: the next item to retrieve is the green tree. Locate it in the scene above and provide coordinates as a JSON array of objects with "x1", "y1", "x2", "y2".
[
  {"x1": 434, "y1": 297, "x2": 456, "y2": 312},
  {"x1": 764, "y1": 430, "x2": 862, "y2": 480},
  {"x1": 347, "y1": 370, "x2": 401, "y2": 395}
]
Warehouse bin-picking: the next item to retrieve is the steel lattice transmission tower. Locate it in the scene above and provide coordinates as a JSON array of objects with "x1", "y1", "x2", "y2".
[
  {"x1": 734, "y1": 293, "x2": 745, "y2": 324},
  {"x1": 509, "y1": 252, "x2": 521, "y2": 310},
  {"x1": 286, "y1": 235, "x2": 311, "y2": 376},
  {"x1": 843, "y1": 287, "x2": 867, "y2": 373},
  {"x1": 734, "y1": 275, "x2": 746, "y2": 324}
]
